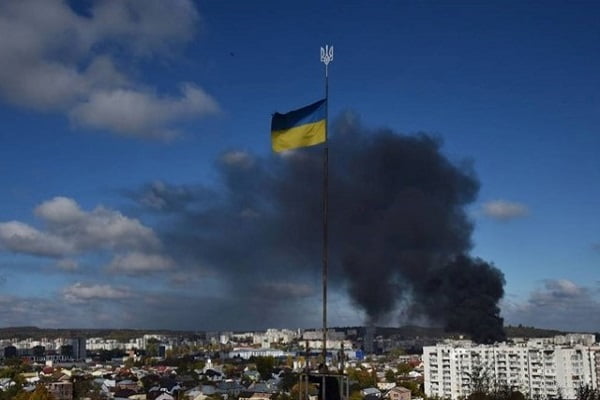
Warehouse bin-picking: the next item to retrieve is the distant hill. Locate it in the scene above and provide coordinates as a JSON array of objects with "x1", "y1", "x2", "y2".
[
  {"x1": 375, "y1": 325, "x2": 448, "y2": 338},
  {"x1": 504, "y1": 325, "x2": 564, "y2": 338},
  {"x1": 0, "y1": 327, "x2": 199, "y2": 340},
  {"x1": 375, "y1": 325, "x2": 566, "y2": 340},
  {"x1": 0, "y1": 324, "x2": 571, "y2": 341}
]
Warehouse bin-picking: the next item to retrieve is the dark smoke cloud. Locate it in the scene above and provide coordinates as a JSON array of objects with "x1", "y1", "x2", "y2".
[{"x1": 132, "y1": 113, "x2": 505, "y2": 343}]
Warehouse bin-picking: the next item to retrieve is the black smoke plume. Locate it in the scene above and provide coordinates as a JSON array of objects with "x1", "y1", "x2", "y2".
[{"x1": 136, "y1": 113, "x2": 505, "y2": 343}]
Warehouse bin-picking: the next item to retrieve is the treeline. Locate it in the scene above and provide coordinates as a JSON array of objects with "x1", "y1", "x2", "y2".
[{"x1": 0, "y1": 327, "x2": 200, "y2": 341}]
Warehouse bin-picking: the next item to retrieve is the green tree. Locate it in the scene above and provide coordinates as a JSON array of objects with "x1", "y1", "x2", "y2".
[
  {"x1": 281, "y1": 371, "x2": 298, "y2": 392},
  {"x1": 16, "y1": 385, "x2": 57, "y2": 400},
  {"x1": 0, "y1": 384, "x2": 26, "y2": 400},
  {"x1": 385, "y1": 369, "x2": 396, "y2": 383},
  {"x1": 347, "y1": 367, "x2": 376, "y2": 390},
  {"x1": 396, "y1": 362, "x2": 412, "y2": 375},
  {"x1": 72, "y1": 376, "x2": 103, "y2": 400},
  {"x1": 146, "y1": 338, "x2": 160, "y2": 357},
  {"x1": 349, "y1": 390, "x2": 363, "y2": 400},
  {"x1": 398, "y1": 381, "x2": 424, "y2": 398},
  {"x1": 253, "y1": 356, "x2": 275, "y2": 381}
]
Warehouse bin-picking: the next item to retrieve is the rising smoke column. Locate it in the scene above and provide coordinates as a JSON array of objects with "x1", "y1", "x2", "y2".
[{"x1": 138, "y1": 113, "x2": 506, "y2": 343}]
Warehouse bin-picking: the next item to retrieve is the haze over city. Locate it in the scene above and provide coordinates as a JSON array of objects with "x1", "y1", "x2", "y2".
[{"x1": 0, "y1": 0, "x2": 599, "y2": 333}]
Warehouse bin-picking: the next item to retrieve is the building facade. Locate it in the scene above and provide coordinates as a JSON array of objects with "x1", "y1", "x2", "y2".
[{"x1": 423, "y1": 335, "x2": 599, "y2": 400}]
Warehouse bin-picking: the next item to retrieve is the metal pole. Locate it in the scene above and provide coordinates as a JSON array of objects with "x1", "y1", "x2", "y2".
[{"x1": 320, "y1": 45, "x2": 333, "y2": 372}]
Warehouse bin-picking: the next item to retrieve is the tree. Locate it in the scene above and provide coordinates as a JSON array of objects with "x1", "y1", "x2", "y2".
[
  {"x1": 347, "y1": 367, "x2": 376, "y2": 390},
  {"x1": 72, "y1": 376, "x2": 103, "y2": 400},
  {"x1": 466, "y1": 365, "x2": 492, "y2": 396},
  {"x1": 291, "y1": 382, "x2": 318, "y2": 400},
  {"x1": 576, "y1": 385, "x2": 600, "y2": 400},
  {"x1": 385, "y1": 369, "x2": 396, "y2": 383},
  {"x1": 253, "y1": 356, "x2": 276, "y2": 381},
  {"x1": 349, "y1": 390, "x2": 363, "y2": 400},
  {"x1": 398, "y1": 380, "x2": 424, "y2": 398},
  {"x1": 13, "y1": 385, "x2": 57, "y2": 400},
  {"x1": 280, "y1": 371, "x2": 299, "y2": 392},
  {"x1": 396, "y1": 362, "x2": 413, "y2": 376}
]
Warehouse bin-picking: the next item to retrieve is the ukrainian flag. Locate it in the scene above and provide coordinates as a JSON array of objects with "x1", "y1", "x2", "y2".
[{"x1": 271, "y1": 99, "x2": 326, "y2": 152}]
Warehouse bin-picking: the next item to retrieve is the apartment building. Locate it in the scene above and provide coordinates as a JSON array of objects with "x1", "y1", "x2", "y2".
[{"x1": 423, "y1": 335, "x2": 599, "y2": 400}]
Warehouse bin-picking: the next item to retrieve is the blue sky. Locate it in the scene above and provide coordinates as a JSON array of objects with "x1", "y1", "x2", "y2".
[{"x1": 0, "y1": 0, "x2": 599, "y2": 333}]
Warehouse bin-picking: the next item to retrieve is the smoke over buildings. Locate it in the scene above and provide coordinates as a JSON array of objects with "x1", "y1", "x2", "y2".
[{"x1": 136, "y1": 113, "x2": 505, "y2": 343}]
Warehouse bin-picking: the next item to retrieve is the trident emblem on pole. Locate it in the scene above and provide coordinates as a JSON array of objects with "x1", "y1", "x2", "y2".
[{"x1": 320, "y1": 45, "x2": 334, "y2": 77}]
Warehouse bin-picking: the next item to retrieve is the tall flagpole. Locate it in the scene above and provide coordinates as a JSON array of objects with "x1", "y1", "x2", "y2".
[{"x1": 320, "y1": 45, "x2": 333, "y2": 368}]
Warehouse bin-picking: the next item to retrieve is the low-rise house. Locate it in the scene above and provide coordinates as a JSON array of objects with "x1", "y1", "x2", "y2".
[
  {"x1": 202, "y1": 368, "x2": 224, "y2": 382},
  {"x1": 155, "y1": 393, "x2": 176, "y2": 400},
  {"x1": 101, "y1": 378, "x2": 116, "y2": 394},
  {"x1": 377, "y1": 382, "x2": 396, "y2": 391},
  {"x1": 217, "y1": 380, "x2": 245, "y2": 397},
  {"x1": 249, "y1": 393, "x2": 273, "y2": 400},
  {"x1": 387, "y1": 386, "x2": 411, "y2": 400},
  {"x1": 114, "y1": 387, "x2": 137, "y2": 398},
  {"x1": 243, "y1": 369, "x2": 261, "y2": 382},
  {"x1": 184, "y1": 387, "x2": 205, "y2": 400},
  {"x1": 362, "y1": 387, "x2": 382, "y2": 400},
  {"x1": 0, "y1": 378, "x2": 15, "y2": 391},
  {"x1": 117, "y1": 378, "x2": 139, "y2": 391},
  {"x1": 47, "y1": 381, "x2": 73, "y2": 400}
]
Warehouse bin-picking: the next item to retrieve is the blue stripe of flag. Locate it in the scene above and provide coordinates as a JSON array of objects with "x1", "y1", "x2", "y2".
[{"x1": 271, "y1": 99, "x2": 326, "y2": 132}]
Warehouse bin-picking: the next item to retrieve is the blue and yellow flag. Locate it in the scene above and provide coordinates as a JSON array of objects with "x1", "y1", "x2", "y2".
[{"x1": 271, "y1": 99, "x2": 326, "y2": 152}]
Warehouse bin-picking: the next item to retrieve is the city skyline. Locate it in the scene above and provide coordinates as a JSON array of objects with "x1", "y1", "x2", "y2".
[{"x1": 0, "y1": 1, "x2": 599, "y2": 332}]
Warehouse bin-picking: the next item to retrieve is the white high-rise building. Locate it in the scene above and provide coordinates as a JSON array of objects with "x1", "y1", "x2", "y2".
[{"x1": 423, "y1": 335, "x2": 599, "y2": 400}]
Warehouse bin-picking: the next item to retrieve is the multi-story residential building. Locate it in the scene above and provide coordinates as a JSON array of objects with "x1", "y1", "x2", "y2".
[
  {"x1": 423, "y1": 335, "x2": 598, "y2": 400},
  {"x1": 253, "y1": 329, "x2": 300, "y2": 347},
  {"x1": 72, "y1": 337, "x2": 86, "y2": 360}
]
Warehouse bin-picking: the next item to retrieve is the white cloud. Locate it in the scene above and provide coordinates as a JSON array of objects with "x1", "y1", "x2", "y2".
[
  {"x1": 0, "y1": 196, "x2": 160, "y2": 258},
  {"x1": 503, "y1": 279, "x2": 600, "y2": 331},
  {"x1": 70, "y1": 84, "x2": 218, "y2": 140},
  {"x1": 482, "y1": 200, "x2": 529, "y2": 221},
  {"x1": 62, "y1": 282, "x2": 133, "y2": 303},
  {"x1": 89, "y1": 0, "x2": 199, "y2": 56},
  {"x1": 35, "y1": 196, "x2": 84, "y2": 223},
  {"x1": 39, "y1": 196, "x2": 159, "y2": 252},
  {"x1": 107, "y1": 252, "x2": 175, "y2": 275},
  {"x1": 0, "y1": 221, "x2": 73, "y2": 257},
  {"x1": 0, "y1": 0, "x2": 218, "y2": 139}
]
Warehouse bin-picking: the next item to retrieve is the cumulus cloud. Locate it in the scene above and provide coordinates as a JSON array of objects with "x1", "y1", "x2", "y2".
[
  {"x1": 35, "y1": 196, "x2": 84, "y2": 223},
  {"x1": 70, "y1": 84, "x2": 219, "y2": 140},
  {"x1": 0, "y1": 295, "x2": 69, "y2": 327},
  {"x1": 0, "y1": 196, "x2": 160, "y2": 258},
  {"x1": 0, "y1": 0, "x2": 218, "y2": 139},
  {"x1": 0, "y1": 221, "x2": 73, "y2": 257},
  {"x1": 107, "y1": 252, "x2": 175, "y2": 275},
  {"x1": 503, "y1": 279, "x2": 600, "y2": 331},
  {"x1": 482, "y1": 200, "x2": 529, "y2": 221},
  {"x1": 62, "y1": 282, "x2": 133, "y2": 303},
  {"x1": 38, "y1": 197, "x2": 159, "y2": 252}
]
